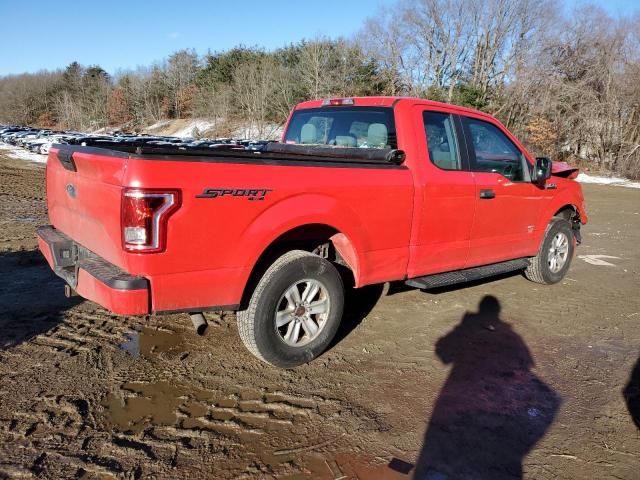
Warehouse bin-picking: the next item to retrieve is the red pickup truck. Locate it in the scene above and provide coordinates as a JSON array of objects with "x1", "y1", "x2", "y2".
[{"x1": 37, "y1": 96, "x2": 587, "y2": 367}]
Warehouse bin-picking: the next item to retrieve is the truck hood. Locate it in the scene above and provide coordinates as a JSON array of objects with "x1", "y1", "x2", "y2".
[{"x1": 552, "y1": 161, "x2": 579, "y2": 179}]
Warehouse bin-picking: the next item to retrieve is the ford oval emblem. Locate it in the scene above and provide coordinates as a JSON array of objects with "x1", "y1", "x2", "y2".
[{"x1": 66, "y1": 184, "x2": 76, "y2": 198}]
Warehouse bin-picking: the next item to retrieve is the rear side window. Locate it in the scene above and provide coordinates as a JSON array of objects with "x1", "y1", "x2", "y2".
[
  {"x1": 465, "y1": 118, "x2": 526, "y2": 182},
  {"x1": 283, "y1": 107, "x2": 397, "y2": 149},
  {"x1": 423, "y1": 111, "x2": 461, "y2": 170}
]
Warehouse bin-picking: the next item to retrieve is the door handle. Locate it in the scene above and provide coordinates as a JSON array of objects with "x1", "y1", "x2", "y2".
[{"x1": 479, "y1": 189, "x2": 495, "y2": 199}]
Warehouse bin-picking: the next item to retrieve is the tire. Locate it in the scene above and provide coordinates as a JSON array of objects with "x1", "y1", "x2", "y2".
[
  {"x1": 525, "y1": 217, "x2": 575, "y2": 284},
  {"x1": 237, "y1": 250, "x2": 344, "y2": 368}
]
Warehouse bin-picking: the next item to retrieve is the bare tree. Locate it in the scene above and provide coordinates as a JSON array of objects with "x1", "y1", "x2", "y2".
[
  {"x1": 55, "y1": 90, "x2": 83, "y2": 130},
  {"x1": 164, "y1": 50, "x2": 199, "y2": 118},
  {"x1": 357, "y1": 9, "x2": 408, "y2": 95},
  {"x1": 233, "y1": 56, "x2": 275, "y2": 138},
  {"x1": 269, "y1": 62, "x2": 301, "y2": 122},
  {"x1": 400, "y1": 0, "x2": 474, "y2": 98},
  {"x1": 298, "y1": 38, "x2": 335, "y2": 99}
]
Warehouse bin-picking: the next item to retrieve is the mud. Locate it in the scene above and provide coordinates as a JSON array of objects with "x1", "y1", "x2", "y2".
[{"x1": 0, "y1": 152, "x2": 639, "y2": 479}]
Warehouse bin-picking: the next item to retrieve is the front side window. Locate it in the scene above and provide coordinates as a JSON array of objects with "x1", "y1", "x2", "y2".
[
  {"x1": 423, "y1": 111, "x2": 461, "y2": 170},
  {"x1": 283, "y1": 107, "x2": 397, "y2": 149},
  {"x1": 465, "y1": 118, "x2": 527, "y2": 181}
]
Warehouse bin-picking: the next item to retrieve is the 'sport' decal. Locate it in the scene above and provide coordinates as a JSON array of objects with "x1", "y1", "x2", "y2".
[{"x1": 196, "y1": 188, "x2": 272, "y2": 201}]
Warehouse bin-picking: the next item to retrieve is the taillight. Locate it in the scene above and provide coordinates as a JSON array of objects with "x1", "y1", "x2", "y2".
[
  {"x1": 121, "y1": 188, "x2": 181, "y2": 253},
  {"x1": 321, "y1": 97, "x2": 355, "y2": 106}
]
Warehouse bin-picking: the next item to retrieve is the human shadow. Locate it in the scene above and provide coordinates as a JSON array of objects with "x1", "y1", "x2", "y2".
[
  {"x1": 623, "y1": 355, "x2": 640, "y2": 430},
  {"x1": 0, "y1": 249, "x2": 80, "y2": 349},
  {"x1": 413, "y1": 296, "x2": 560, "y2": 480}
]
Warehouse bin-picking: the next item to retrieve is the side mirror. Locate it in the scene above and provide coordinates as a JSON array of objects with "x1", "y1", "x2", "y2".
[{"x1": 533, "y1": 157, "x2": 552, "y2": 184}]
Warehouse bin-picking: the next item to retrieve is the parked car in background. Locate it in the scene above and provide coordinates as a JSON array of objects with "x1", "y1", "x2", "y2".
[{"x1": 1, "y1": 126, "x2": 271, "y2": 157}]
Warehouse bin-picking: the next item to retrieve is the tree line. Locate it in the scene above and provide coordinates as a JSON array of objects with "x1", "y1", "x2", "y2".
[
  {"x1": 0, "y1": 40, "x2": 380, "y2": 139},
  {"x1": 0, "y1": 0, "x2": 638, "y2": 178}
]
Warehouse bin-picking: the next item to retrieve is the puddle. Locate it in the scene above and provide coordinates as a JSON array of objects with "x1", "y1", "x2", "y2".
[
  {"x1": 101, "y1": 381, "x2": 214, "y2": 434},
  {"x1": 99, "y1": 381, "x2": 402, "y2": 478},
  {"x1": 100, "y1": 382, "x2": 313, "y2": 440},
  {"x1": 120, "y1": 327, "x2": 188, "y2": 358},
  {"x1": 270, "y1": 452, "x2": 414, "y2": 479},
  {"x1": 102, "y1": 382, "x2": 186, "y2": 434},
  {"x1": 119, "y1": 332, "x2": 139, "y2": 356},
  {"x1": 216, "y1": 398, "x2": 238, "y2": 408},
  {"x1": 331, "y1": 454, "x2": 415, "y2": 479},
  {"x1": 210, "y1": 410, "x2": 235, "y2": 421},
  {"x1": 181, "y1": 401, "x2": 209, "y2": 417}
]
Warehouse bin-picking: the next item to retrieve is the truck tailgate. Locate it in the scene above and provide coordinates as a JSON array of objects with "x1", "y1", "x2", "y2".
[{"x1": 46, "y1": 146, "x2": 127, "y2": 268}]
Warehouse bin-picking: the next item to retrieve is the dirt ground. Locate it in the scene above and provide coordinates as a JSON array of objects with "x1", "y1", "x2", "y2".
[{"x1": 0, "y1": 152, "x2": 638, "y2": 480}]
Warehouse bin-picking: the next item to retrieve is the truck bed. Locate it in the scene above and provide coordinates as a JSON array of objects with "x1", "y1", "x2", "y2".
[
  {"x1": 60, "y1": 140, "x2": 406, "y2": 167},
  {"x1": 43, "y1": 142, "x2": 414, "y2": 313}
]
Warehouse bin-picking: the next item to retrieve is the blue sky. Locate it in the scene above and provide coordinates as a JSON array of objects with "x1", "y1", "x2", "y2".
[{"x1": 0, "y1": 0, "x2": 637, "y2": 76}]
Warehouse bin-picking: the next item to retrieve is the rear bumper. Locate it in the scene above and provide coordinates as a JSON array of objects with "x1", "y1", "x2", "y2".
[{"x1": 37, "y1": 225, "x2": 150, "y2": 315}]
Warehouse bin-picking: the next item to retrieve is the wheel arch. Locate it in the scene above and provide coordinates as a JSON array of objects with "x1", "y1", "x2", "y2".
[
  {"x1": 238, "y1": 222, "x2": 362, "y2": 309},
  {"x1": 553, "y1": 204, "x2": 580, "y2": 221},
  {"x1": 536, "y1": 187, "x2": 585, "y2": 234},
  {"x1": 533, "y1": 200, "x2": 582, "y2": 250}
]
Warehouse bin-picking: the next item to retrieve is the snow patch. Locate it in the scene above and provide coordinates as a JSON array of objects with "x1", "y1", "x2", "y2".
[
  {"x1": 141, "y1": 118, "x2": 283, "y2": 140},
  {"x1": 171, "y1": 120, "x2": 218, "y2": 138},
  {"x1": 0, "y1": 144, "x2": 47, "y2": 164},
  {"x1": 145, "y1": 119, "x2": 172, "y2": 131},
  {"x1": 231, "y1": 123, "x2": 283, "y2": 140},
  {"x1": 576, "y1": 173, "x2": 640, "y2": 189}
]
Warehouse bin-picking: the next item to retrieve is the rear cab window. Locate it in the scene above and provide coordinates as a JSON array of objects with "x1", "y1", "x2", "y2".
[
  {"x1": 283, "y1": 107, "x2": 397, "y2": 149},
  {"x1": 423, "y1": 111, "x2": 462, "y2": 171}
]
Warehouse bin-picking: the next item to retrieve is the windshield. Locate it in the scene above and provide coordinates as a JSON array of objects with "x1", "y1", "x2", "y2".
[{"x1": 283, "y1": 107, "x2": 397, "y2": 149}]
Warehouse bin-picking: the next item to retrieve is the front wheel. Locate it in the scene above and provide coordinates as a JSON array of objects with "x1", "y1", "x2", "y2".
[
  {"x1": 237, "y1": 250, "x2": 344, "y2": 368},
  {"x1": 525, "y1": 217, "x2": 575, "y2": 284}
]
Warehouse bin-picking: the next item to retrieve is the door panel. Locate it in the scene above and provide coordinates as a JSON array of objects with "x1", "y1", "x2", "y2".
[
  {"x1": 470, "y1": 173, "x2": 542, "y2": 265},
  {"x1": 462, "y1": 117, "x2": 542, "y2": 266},
  {"x1": 408, "y1": 108, "x2": 475, "y2": 277}
]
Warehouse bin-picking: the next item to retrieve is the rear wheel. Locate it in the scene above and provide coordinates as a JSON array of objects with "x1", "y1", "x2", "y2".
[
  {"x1": 237, "y1": 250, "x2": 344, "y2": 368},
  {"x1": 525, "y1": 217, "x2": 575, "y2": 284}
]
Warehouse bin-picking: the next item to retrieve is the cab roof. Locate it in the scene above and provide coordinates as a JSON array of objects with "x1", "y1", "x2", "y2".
[{"x1": 295, "y1": 96, "x2": 494, "y2": 120}]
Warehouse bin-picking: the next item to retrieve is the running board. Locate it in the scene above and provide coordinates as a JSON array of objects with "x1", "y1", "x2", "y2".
[{"x1": 405, "y1": 258, "x2": 531, "y2": 290}]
